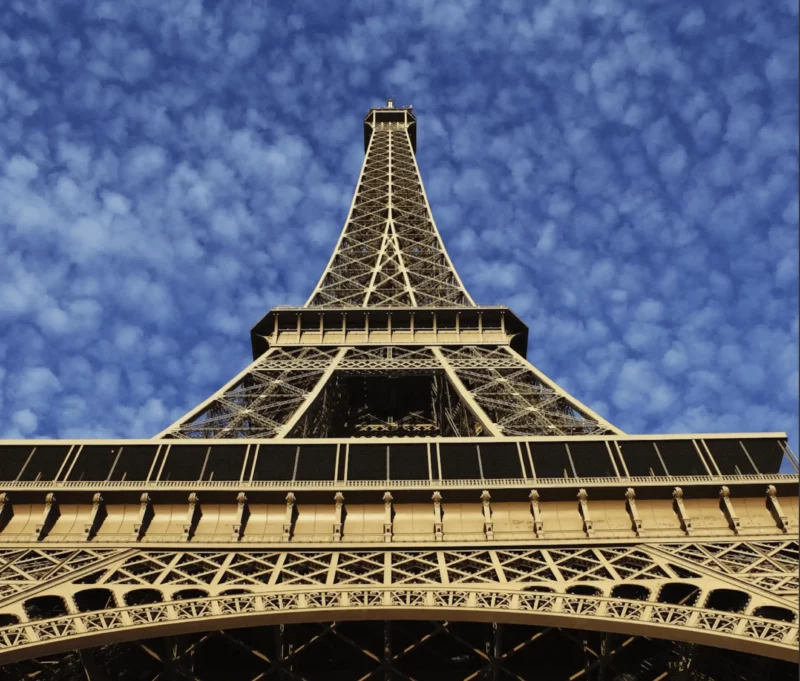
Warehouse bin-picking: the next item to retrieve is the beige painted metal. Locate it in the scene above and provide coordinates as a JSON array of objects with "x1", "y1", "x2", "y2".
[
  {"x1": 0, "y1": 487, "x2": 794, "y2": 545},
  {"x1": 431, "y1": 346, "x2": 503, "y2": 436},
  {"x1": 305, "y1": 106, "x2": 474, "y2": 308},
  {"x1": 0, "y1": 540, "x2": 796, "y2": 665},
  {"x1": 3, "y1": 101, "x2": 797, "y2": 674},
  {"x1": 0, "y1": 432, "x2": 790, "y2": 446},
  {"x1": 157, "y1": 341, "x2": 631, "y2": 438},
  {"x1": 274, "y1": 347, "x2": 349, "y2": 438}
]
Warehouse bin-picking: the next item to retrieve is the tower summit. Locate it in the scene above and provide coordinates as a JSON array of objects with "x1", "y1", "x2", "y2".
[{"x1": 0, "y1": 104, "x2": 797, "y2": 680}]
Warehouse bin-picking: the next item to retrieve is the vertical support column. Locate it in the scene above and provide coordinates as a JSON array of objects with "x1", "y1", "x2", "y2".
[
  {"x1": 577, "y1": 489, "x2": 594, "y2": 537},
  {"x1": 84, "y1": 493, "x2": 106, "y2": 540},
  {"x1": 432, "y1": 347, "x2": 503, "y2": 437},
  {"x1": 283, "y1": 492, "x2": 296, "y2": 542},
  {"x1": 718, "y1": 486, "x2": 740, "y2": 534},
  {"x1": 480, "y1": 490, "x2": 494, "y2": 540},
  {"x1": 624, "y1": 488, "x2": 644, "y2": 537},
  {"x1": 765, "y1": 485, "x2": 790, "y2": 533},
  {"x1": 432, "y1": 491, "x2": 443, "y2": 541},
  {"x1": 274, "y1": 625, "x2": 287, "y2": 681},
  {"x1": 383, "y1": 620, "x2": 393, "y2": 681},
  {"x1": 692, "y1": 440, "x2": 715, "y2": 476},
  {"x1": 489, "y1": 622, "x2": 502, "y2": 681},
  {"x1": 604, "y1": 442, "x2": 621, "y2": 478},
  {"x1": 333, "y1": 492, "x2": 345, "y2": 542},
  {"x1": 36, "y1": 493, "x2": 59, "y2": 541},
  {"x1": 134, "y1": 493, "x2": 153, "y2": 541},
  {"x1": 529, "y1": 490, "x2": 544, "y2": 537},
  {"x1": 383, "y1": 492, "x2": 393, "y2": 543},
  {"x1": 275, "y1": 347, "x2": 348, "y2": 438},
  {"x1": 0, "y1": 493, "x2": 11, "y2": 531},
  {"x1": 672, "y1": 487, "x2": 692, "y2": 535},
  {"x1": 233, "y1": 492, "x2": 249, "y2": 540},
  {"x1": 613, "y1": 442, "x2": 631, "y2": 477},
  {"x1": 183, "y1": 493, "x2": 201, "y2": 541}
]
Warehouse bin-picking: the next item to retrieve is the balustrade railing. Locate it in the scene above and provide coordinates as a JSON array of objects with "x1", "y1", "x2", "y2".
[
  {"x1": 0, "y1": 473, "x2": 795, "y2": 490},
  {"x1": 0, "y1": 586, "x2": 794, "y2": 657}
]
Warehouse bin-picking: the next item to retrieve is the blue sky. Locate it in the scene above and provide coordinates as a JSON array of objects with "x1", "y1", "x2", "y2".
[{"x1": 0, "y1": 1, "x2": 797, "y2": 459}]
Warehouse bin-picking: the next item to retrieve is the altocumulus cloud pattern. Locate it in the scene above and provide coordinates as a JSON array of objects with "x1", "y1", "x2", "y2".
[{"x1": 0, "y1": 1, "x2": 797, "y2": 458}]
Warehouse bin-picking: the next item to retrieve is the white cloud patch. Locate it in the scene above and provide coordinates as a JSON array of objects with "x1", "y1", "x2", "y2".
[{"x1": 0, "y1": 0, "x2": 794, "y2": 460}]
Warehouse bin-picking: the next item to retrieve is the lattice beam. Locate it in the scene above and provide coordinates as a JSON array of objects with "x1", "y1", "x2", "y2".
[{"x1": 306, "y1": 113, "x2": 473, "y2": 308}]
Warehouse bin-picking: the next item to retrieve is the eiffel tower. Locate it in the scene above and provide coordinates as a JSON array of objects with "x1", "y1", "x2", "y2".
[{"x1": 0, "y1": 101, "x2": 797, "y2": 681}]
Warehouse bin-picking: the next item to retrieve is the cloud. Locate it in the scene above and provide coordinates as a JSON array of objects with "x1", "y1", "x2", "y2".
[{"x1": 0, "y1": 0, "x2": 794, "y2": 464}]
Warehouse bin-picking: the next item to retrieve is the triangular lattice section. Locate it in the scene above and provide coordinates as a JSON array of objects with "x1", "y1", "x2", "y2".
[{"x1": 307, "y1": 122, "x2": 472, "y2": 308}]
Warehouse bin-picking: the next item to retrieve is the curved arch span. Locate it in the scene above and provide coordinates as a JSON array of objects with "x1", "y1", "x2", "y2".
[{"x1": 1, "y1": 586, "x2": 796, "y2": 665}]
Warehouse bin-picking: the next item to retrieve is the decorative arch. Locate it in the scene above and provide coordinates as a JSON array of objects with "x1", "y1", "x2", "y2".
[
  {"x1": 0, "y1": 586, "x2": 794, "y2": 666},
  {"x1": 74, "y1": 588, "x2": 117, "y2": 613},
  {"x1": 657, "y1": 582, "x2": 701, "y2": 606}
]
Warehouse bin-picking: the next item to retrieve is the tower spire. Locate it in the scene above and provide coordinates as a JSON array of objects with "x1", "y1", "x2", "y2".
[{"x1": 306, "y1": 101, "x2": 474, "y2": 308}]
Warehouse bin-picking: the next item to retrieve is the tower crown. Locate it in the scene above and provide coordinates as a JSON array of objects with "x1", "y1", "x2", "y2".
[{"x1": 364, "y1": 99, "x2": 416, "y2": 152}]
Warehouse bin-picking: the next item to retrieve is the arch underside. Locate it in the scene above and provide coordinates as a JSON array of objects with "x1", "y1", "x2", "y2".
[
  {"x1": 0, "y1": 541, "x2": 795, "y2": 672},
  {"x1": 1, "y1": 585, "x2": 797, "y2": 668},
  {"x1": 1, "y1": 612, "x2": 797, "y2": 681}
]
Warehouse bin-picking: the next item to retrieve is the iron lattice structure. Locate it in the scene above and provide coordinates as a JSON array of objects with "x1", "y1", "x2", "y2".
[{"x1": 0, "y1": 101, "x2": 797, "y2": 680}]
